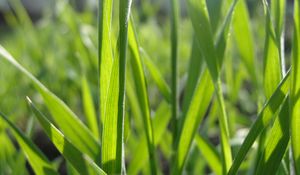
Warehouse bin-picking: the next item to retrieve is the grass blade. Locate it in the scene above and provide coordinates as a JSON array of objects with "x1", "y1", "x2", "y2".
[
  {"x1": 27, "y1": 98, "x2": 106, "y2": 175},
  {"x1": 0, "y1": 46, "x2": 101, "y2": 164},
  {"x1": 82, "y1": 76, "x2": 99, "y2": 140},
  {"x1": 128, "y1": 18, "x2": 157, "y2": 174},
  {"x1": 0, "y1": 112, "x2": 58, "y2": 175},
  {"x1": 228, "y1": 70, "x2": 290, "y2": 174},
  {"x1": 101, "y1": 0, "x2": 132, "y2": 173},
  {"x1": 195, "y1": 134, "x2": 222, "y2": 175},
  {"x1": 291, "y1": 0, "x2": 300, "y2": 173},
  {"x1": 255, "y1": 98, "x2": 290, "y2": 174}
]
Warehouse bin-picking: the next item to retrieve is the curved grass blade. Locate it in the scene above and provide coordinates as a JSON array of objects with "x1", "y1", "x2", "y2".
[
  {"x1": 82, "y1": 76, "x2": 99, "y2": 140},
  {"x1": 291, "y1": 0, "x2": 300, "y2": 173},
  {"x1": 228, "y1": 70, "x2": 290, "y2": 175},
  {"x1": 128, "y1": 18, "x2": 157, "y2": 174},
  {"x1": 0, "y1": 46, "x2": 101, "y2": 164},
  {"x1": 0, "y1": 112, "x2": 58, "y2": 175},
  {"x1": 195, "y1": 134, "x2": 222, "y2": 175},
  {"x1": 27, "y1": 98, "x2": 106, "y2": 175},
  {"x1": 255, "y1": 98, "x2": 290, "y2": 175}
]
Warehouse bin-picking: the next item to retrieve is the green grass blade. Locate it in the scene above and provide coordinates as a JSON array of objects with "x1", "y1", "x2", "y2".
[
  {"x1": 27, "y1": 98, "x2": 106, "y2": 175},
  {"x1": 101, "y1": 0, "x2": 132, "y2": 173},
  {"x1": 0, "y1": 46, "x2": 101, "y2": 164},
  {"x1": 82, "y1": 76, "x2": 99, "y2": 140},
  {"x1": 195, "y1": 134, "x2": 222, "y2": 175},
  {"x1": 228, "y1": 70, "x2": 290, "y2": 175},
  {"x1": 140, "y1": 49, "x2": 171, "y2": 103},
  {"x1": 233, "y1": 0, "x2": 257, "y2": 85},
  {"x1": 170, "y1": 0, "x2": 179, "y2": 153},
  {"x1": 175, "y1": 69, "x2": 214, "y2": 173},
  {"x1": 98, "y1": 0, "x2": 114, "y2": 122},
  {"x1": 128, "y1": 18, "x2": 157, "y2": 174},
  {"x1": 255, "y1": 98, "x2": 290, "y2": 175},
  {"x1": 262, "y1": 0, "x2": 282, "y2": 98},
  {"x1": 0, "y1": 112, "x2": 58, "y2": 175},
  {"x1": 127, "y1": 101, "x2": 171, "y2": 174},
  {"x1": 291, "y1": 0, "x2": 300, "y2": 173}
]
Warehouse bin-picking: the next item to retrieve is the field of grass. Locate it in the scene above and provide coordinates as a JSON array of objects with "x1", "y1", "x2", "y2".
[{"x1": 0, "y1": 0, "x2": 299, "y2": 174}]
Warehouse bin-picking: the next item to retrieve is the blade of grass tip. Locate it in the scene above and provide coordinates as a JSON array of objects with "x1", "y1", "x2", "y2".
[
  {"x1": 81, "y1": 76, "x2": 100, "y2": 140},
  {"x1": 101, "y1": 0, "x2": 132, "y2": 173},
  {"x1": 291, "y1": 0, "x2": 300, "y2": 173},
  {"x1": 0, "y1": 112, "x2": 58, "y2": 175},
  {"x1": 0, "y1": 46, "x2": 101, "y2": 164},
  {"x1": 170, "y1": 0, "x2": 179, "y2": 154},
  {"x1": 228, "y1": 70, "x2": 290, "y2": 175},
  {"x1": 26, "y1": 97, "x2": 106, "y2": 175},
  {"x1": 195, "y1": 134, "x2": 222, "y2": 175},
  {"x1": 128, "y1": 18, "x2": 157, "y2": 174},
  {"x1": 255, "y1": 98, "x2": 290, "y2": 175},
  {"x1": 98, "y1": 0, "x2": 114, "y2": 125},
  {"x1": 186, "y1": 0, "x2": 238, "y2": 173},
  {"x1": 140, "y1": 49, "x2": 171, "y2": 103}
]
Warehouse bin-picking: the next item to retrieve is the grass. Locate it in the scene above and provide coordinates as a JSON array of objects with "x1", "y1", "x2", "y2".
[{"x1": 0, "y1": 0, "x2": 299, "y2": 174}]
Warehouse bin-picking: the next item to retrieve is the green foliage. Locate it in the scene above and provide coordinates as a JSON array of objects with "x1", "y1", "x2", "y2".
[{"x1": 0, "y1": 0, "x2": 299, "y2": 174}]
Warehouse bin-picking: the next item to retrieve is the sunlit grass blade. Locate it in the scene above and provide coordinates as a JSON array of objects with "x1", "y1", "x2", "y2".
[
  {"x1": 174, "y1": 69, "x2": 214, "y2": 173},
  {"x1": 98, "y1": 0, "x2": 114, "y2": 122},
  {"x1": 291, "y1": 0, "x2": 300, "y2": 173},
  {"x1": 262, "y1": 0, "x2": 282, "y2": 98},
  {"x1": 0, "y1": 46, "x2": 101, "y2": 164},
  {"x1": 228, "y1": 70, "x2": 290, "y2": 175},
  {"x1": 233, "y1": 0, "x2": 257, "y2": 86},
  {"x1": 27, "y1": 98, "x2": 106, "y2": 175},
  {"x1": 195, "y1": 134, "x2": 222, "y2": 175},
  {"x1": 127, "y1": 101, "x2": 171, "y2": 174},
  {"x1": 101, "y1": 0, "x2": 132, "y2": 173},
  {"x1": 82, "y1": 76, "x2": 99, "y2": 140},
  {"x1": 128, "y1": 18, "x2": 157, "y2": 174},
  {"x1": 255, "y1": 98, "x2": 290, "y2": 174},
  {"x1": 140, "y1": 49, "x2": 171, "y2": 103},
  {"x1": 185, "y1": 0, "x2": 240, "y2": 172},
  {"x1": 0, "y1": 112, "x2": 58, "y2": 175}
]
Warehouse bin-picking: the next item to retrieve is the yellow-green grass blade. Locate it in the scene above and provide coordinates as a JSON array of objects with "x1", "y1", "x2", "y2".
[
  {"x1": 181, "y1": 38, "x2": 204, "y2": 117},
  {"x1": 175, "y1": 69, "x2": 214, "y2": 173},
  {"x1": 101, "y1": 0, "x2": 132, "y2": 173},
  {"x1": 0, "y1": 112, "x2": 58, "y2": 175},
  {"x1": 262, "y1": 0, "x2": 282, "y2": 98},
  {"x1": 27, "y1": 98, "x2": 106, "y2": 175},
  {"x1": 228, "y1": 70, "x2": 290, "y2": 175},
  {"x1": 0, "y1": 46, "x2": 101, "y2": 164},
  {"x1": 291, "y1": 0, "x2": 300, "y2": 173},
  {"x1": 98, "y1": 0, "x2": 114, "y2": 122},
  {"x1": 127, "y1": 101, "x2": 171, "y2": 175},
  {"x1": 195, "y1": 134, "x2": 222, "y2": 175},
  {"x1": 271, "y1": 0, "x2": 286, "y2": 73},
  {"x1": 233, "y1": 0, "x2": 258, "y2": 86},
  {"x1": 170, "y1": 0, "x2": 179, "y2": 153},
  {"x1": 82, "y1": 76, "x2": 99, "y2": 140},
  {"x1": 140, "y1": 49, "x2": 171, "y2": 103},
  {"x1": 185, "y1": 0, "x2": 240, "y2": 172},
  {"x1": 128, "y1": 18, "x2": 157, "y2": 174},
  {"x1": 255, "y1": 98, "x2": 290, "y2": 175}
]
